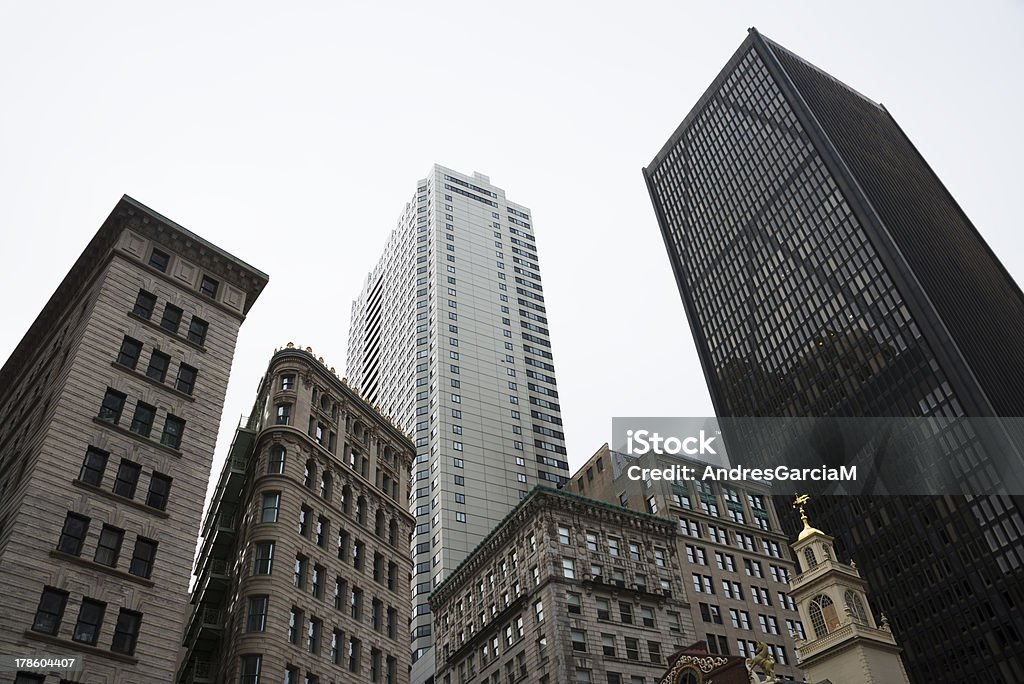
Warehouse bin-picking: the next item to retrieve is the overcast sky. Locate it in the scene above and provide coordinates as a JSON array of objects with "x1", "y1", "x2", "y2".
[{"x1": 2, "y1": 3, "x2": 1022, "y2": 499}]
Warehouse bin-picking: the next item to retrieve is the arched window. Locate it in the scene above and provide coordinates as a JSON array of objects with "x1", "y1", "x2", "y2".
[
  {"x1": 389, "y1": 518, "x2": 400, "y2": 547},
  {"x1": 845, "y1": 590, "x2": 868, "y2": 623},
  {"x1": 356, "y1": 496, "x2": 367, "y2": 525},
  {"x1": 341, "y1": 485, "x2": 352, "y2": 514},
  {"x1": 304, "y1": 458, "x2": 316, "y2": 489},
  {"x1": 320, "y1": 472, "x2": 332, "y2": 500},
  {"x1": 320, "y1": 393, "x2": 330, "y2": 412},
  {"x1": 676, "y1": 667, "x2": 701, "y2": 684},
  {"x1": 375, "y1": 509, "x2": 386, "y2": 537},
  {"x1": 268, "y1": 445, "x2": 286, "y2": 475},
  {"x1": 804, "y1": 547, "x2": 817, "y2": 570},
  {"x1": 809, "y1": 595, "x2": 837, "y2": 638}
]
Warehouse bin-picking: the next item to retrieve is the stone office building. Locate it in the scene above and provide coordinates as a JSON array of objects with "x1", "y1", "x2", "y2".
[
  {"x1": 572, "y1": 445, "x2": 802, "y2": 681},
  {"x1": 0, "y1": 196, "x2": 267, "y2": 683},
  {"x1": 429, "y1": 486, "x2": 694, "y2": 684},
  {"x1": 177, "y1": 345, "x2": 415, "y2": 684}
]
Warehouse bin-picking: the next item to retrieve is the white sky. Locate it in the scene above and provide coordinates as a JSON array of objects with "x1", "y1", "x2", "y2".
[{"x1": 2, "y1": 2, "x2": 1022, "y2": 499}]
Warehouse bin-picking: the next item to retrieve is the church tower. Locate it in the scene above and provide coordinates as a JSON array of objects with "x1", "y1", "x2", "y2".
[{"x1": 787, "y1": 496, "x2": 911, "y2": 684}]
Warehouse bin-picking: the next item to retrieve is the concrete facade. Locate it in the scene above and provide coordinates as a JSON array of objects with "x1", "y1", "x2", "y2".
[
  {"x1": 0, "y1": 197, "x2": 267, "y2": 683},
  {"x1": 177, "y1": 347, "x2": 416, "y2": 684},
  {"x1": 348, "y1": 165, "x2": 570, "y2": 682},
  {"x1": 430, "y1": 487, "x2": 694, "y2": 684},
  {"x1": 571, "y1": 445, "x2": 803, "y2": 681}
]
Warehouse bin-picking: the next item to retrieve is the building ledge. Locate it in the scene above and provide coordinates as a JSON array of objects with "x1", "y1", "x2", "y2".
[
  {"x1": 22, "y1": 630, "x2": 140, "y2": 665},
  {"x1": 49, "y1": 550, "x2": 156, "y2": 588},
  {"x1": 92, "y1": 417, "x2": 183, "y2": 457},
  {"x1": 71, "y1": 480, "x2": 170, "y2": 519}
]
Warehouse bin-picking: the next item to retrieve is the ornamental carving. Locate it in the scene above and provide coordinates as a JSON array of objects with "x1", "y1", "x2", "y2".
[{"x1": 660, "y1": 654, "x2": 729, "y2": 683}]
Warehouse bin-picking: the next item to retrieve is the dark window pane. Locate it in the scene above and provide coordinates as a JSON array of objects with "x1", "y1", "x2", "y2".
[
  {"x1": 129, "y1": 538, "x2": 158, "y2": 578},
  {"x1": 146, "y1": 473, "x2": 172, "y2": 510},
  {"x1": 31, "y1": 587, "x2": 68, "y2": 635},
  {"x1": 116, "y1": 337, "x2": 142, "y2": 369},
  {"x1": 160, "y1": 304, "x2": 183, "y2": 333},
  {"x1": 79, "y1": 447, "x2": 108, "y2": 486},
  {"x1": 149, "y1": 248, "x2": 170, "y2": 272},
  {"x1": 94, "y1": 526, "x2": 124, "y2": 567},
  {"x1": 146, "y1": 352, "x2": 170, "y2": 382},
  {"x1": 113, "y1": 459, "x2": 141, "y2": 498},
  {"x1": 199, "y1": 276, "x2": 219, "y2": 298},
  {"x1": 72, "y1": 599, "x2": 106, "y2": 645},
  {"x1": 111, "y1": 609, "x2": 142, "y2": 655},
  {"x1": 132, "y1": 290, "x2": 157, "y2": 319},
  {"x1": 175, "y1": 364, "x2": 198, "y2": 395},
  {"x1": 187, "y1": 317, "x2": 209, "y2": 346},
  {"x1": 57, "y1": 513, "x2": 90, "y2": 556},
  {"x1": 130, "y1": 402, "x2": 156, "y2": 437},
  {"x1": 99, "y1": 389, "x2": 126, "y2": 424},
  {"x1": 161, "y1": 415, "x2": 185, "y2": 449}
]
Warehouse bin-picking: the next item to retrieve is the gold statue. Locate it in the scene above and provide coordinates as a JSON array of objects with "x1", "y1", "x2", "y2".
[{"x1": 747, "y1": 640, "x2": 777, "y2": 682}]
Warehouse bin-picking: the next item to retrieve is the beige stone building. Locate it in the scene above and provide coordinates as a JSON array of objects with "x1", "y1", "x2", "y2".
[
  {"x1": 571, "y1": 445, "x2": 803, "y2": 681},
  {"x1": 177, "y1": 346, "x2": 416, "y2": 684},
  {"x1": 430, "y1": 486, "x2": 695, "y2": 684},
  {"x1": 0, "y1": 196, "x2": 267, "y2": 683},
  {"x1": 787, "y1": 499, "x2": 910, "y2": 684}
]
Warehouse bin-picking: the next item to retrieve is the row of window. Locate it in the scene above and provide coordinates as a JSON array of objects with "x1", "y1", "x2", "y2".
[
  {"x1": 131, "y1": 289, "x2": 209, "y2": 346},
  {"x1": 239, "y1": 649, "x2": 398, "y2": 684},
  {"x1": 56, "y1": 510, "x2": 159, "y2": 578},
  {"x1": 79, "y1": 445, "x2": 172, "y2": 509},
  {"x1": 99, "y1": 388, "x2": 185, "y2": 449},
  {"x1": 31, "y1": 587, "x2": 142, "y2": 654},
  {"x1": 678, "y1": 517, "x2": 784, "y2": 556},
  {"x1": 685, "y1": 544, "x2": 790, "y2": 582},
  {"x1": 116, "y1": 335, "x2": 198, "y2": 395}
]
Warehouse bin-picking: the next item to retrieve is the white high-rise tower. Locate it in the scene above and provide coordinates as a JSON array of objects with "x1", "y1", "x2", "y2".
[{"x1": 348, "y1": 165, "x2": 569, "y2": 683}]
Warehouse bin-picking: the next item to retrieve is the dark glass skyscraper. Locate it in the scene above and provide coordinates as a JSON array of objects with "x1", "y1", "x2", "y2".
[{"x1": 644, "y1": 29, "x2": 1024, "y2": 683}]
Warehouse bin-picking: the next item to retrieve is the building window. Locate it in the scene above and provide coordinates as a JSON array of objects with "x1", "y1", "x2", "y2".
[
  {"x1": 161, "y1": 414, "x2": 185, "y2": 449},
  {"x1": 79, "y1": 447, "x2": 108, "y2": 486},
  {"x1": 94, "y1": 525, "x2": 124, "y2": 567},
  {"x1": 116, "y1": 336, "x2": 143, "y2": 369},
  {"x1": 146, "y1": 473, "x2": 172, "y2": 510},
  {"x1": 276, "y1": 404, "x2": 292, "y2": 425},
  {"x1": 129, "y1": 402, "x2": 156, "y2": 437},
  {"x1": 98, "y1": 388, "x2": 127, "y2": 424},
  {"x1": 200, "y1": 275, "x2": 219, "y2": 298},
  {"x1": 132, "y1": 290, "x2": 157, "y2": 319},
  {"x1": 111, "y1": 608, "x2": 142, "y2": 655},
  {"x1": 294, "y1": 555, "x2": 308, "y2": 588},
  {"x1": 31, "y1": 587, "x2": 68, "y2": 635},
  {"x1": 187, "y1": 316, "x2": 209, "y2": 346},
  {"x1": 281, "y1": 374, "x2": 296, "y2": 390},
  {"x1": 146, "y1": 351, "x2": 170, "y2": 382},
  {"x1": 176, "y1": 364, "x2": 198, "y2": 394},
  {"x1": 239, "y1": 654, "x2": 262, "y2": 684},
  {"x1": 246, "y1": 596, "x2": 269, "y2": 632},
  {"x1": 268, "y1": 446, "x2": 286, "y2": 474},
  {"x1": 160, "y1": 304, "x2": 183, "y2": 333},
  {"x1": 261, "y1": 492, "x2": 280, "y2": 523},
  {"x1": 72, "y1": 599, "x2": 106, "y2": 645},
  {"x1": 562, "y1": 558, "x2": 575, "y2": 579},
  {"x1": 113, "y1": 459, "x2": 141, "y2": 498},
  {"x1": 456, "y1": 512, "x2": 467, "y2": 523},
  {"x1": 253, "y1": 541, "x2": 274, "y2": 575},
  {"x1": 149, "y1": 248, "x2": 170, "y2": 272},
  {"x1": 558, "y1": 526, "x2": 570, "y2": 544},
  {"x1": 571, "y1": 629, "x2": 587, "y2": 652},
  {"x1": 288, "y1": 608, "x2": 302, "y2": 644},
  {"x1": 307, "y1": 617, "x2": 321, "y2": 653},
  {"x1": 129, "y1": 537, "x2": 158, "y2": 578}
]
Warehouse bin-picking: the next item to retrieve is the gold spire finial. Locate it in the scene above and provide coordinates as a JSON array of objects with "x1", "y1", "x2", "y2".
[{"x1": 793, "y1": 493, "x2": 823, "y2": 540}]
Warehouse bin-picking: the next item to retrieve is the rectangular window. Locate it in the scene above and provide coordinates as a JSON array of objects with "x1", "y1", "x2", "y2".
[
  {"x1": 132, "y1": 290, "x2": 157, "y2": 319},
  {"x1": 99, "y1": 388, "x2": 127, "y2": 424},
  {"x1": 254, "y1": 541, "x2": 274, "y2": 574},
  {"x1": 79, "y1": 447, "x2": 108, "y2": 486},
  {"x1": 160, "y1": 304, "x2": 183, "y2": 333},
  {"x1": 175, "y1": 364, "x2": 198, "y2": 395},
  {"x1": 239, "y1": 654, "x2": 262, "y2": 684},
  {"x1": 116, "y1": 337, "x2": 143, "y2": 369},
  {"x1": 200, "y1": 275, "x2": 219, "y2": 298},
  {"x1": 149, "y1": 248, "x2": 170, "y2": 272},
  {"x1": 111, "y1": 610, "x2": 142, "y2": 655},
  {"x1": 31, "y1": 587, "x2": 68, "y2": 635},
  {"x1": 113, "y1": 459, "x2": 141, "y2": 498},
  {"x1": 129, "y1": 537, "x2": 158, "y2": 578},
  {"x1": 161, "y1": 414, "x2": 185, "y2": 449},
  {"x1": 94, "y1": 525, "x2": 124, "y2": 567},
  {"x1": 72, "y1": 599, "x2": 106, "y2": 645},
  {"x1": 57, "y1": 513, "x2": 90, "y2": 556},
  {"x1": 276, "y1": 404, "x2": 292, "y2": 425},
  {"x1": 187, "y1": 316, "x2": 209, "y2": 346},
  {"x1": 129, "y1": 402, "x2": 156, "y2": 437},
  {"x1": 146, "y1": 473, "x2": 172, "y2": 510},
  {"x1": 146, "y1": 351, "x2": 170, "y2": 382}
]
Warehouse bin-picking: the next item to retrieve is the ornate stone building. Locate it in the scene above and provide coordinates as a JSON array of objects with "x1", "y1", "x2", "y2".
[
  {"x1": 430, "y1": 486, "x2": 694, "y2": 684},
  {"x1": 572, "y1": 445, "x2": 802, "y2": 681},
  {"x1": 177, "y1": 346, "x2": 415, "y2": 684},
  {"x1": 0, "y1": 196, "x2": 267, "y2": 683}
]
